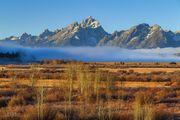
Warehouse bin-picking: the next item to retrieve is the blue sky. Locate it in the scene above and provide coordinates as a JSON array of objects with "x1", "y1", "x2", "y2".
[{"x1": 0, "y1": 0, "x2": 180, "y2": 39}]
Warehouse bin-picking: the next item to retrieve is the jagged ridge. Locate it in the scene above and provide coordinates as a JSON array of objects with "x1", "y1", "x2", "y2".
[{"x1": 1, "y1": 17, "x2": 180, "y2": 49}]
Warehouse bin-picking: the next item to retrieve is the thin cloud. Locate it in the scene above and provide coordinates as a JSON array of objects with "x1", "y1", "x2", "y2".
[{"x1": 0, "y1": 45, "x2": 180, "y2": 63}]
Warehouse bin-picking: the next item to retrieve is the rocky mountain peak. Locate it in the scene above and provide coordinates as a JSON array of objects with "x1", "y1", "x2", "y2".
[
  {"x1": 43, "y1": 29, "x2": 51, "y2": 34},
  {"x1": 151, "y1": 24, "x2": 162, "y2": 31},
  {"x1": 67, "y1": 22, "x2": 79, "y2": 30},
  {"x1": 20, "y1": 33, "x2": 31, "y2": 39},
  {"x1": 69, "y1": 21, "x2": 79, "y2": 27},
  {"x1": 129, "y1": 23, "x2": 149, "y2": 31},
  {"x1": 40, "y1": 29, "x2": 54, "y2": 38},
  {"x1": 2, "y1": 36, "x2": 19, "y2": 41},
  {"x1": 9, "y1": 36, "x2": 19, "y2": 41},
  {"x1": 80, "y1": 16, "x2": 101, "y2": 28},
  {"x1": 134, "y1": 23, "x2": 150, "y2": 29},
  {"x1": 175, "y1": 31, "x2": 180, "y2": 34},
  {"x1": 1, "y1": 17, "x2": 180, "y2": 48}
]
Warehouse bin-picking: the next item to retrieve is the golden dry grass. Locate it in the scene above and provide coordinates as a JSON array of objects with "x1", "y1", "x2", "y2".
[
  {"x1": 0, "y1": 62, "x2": 179, "y2": 120},
  {"x1": 100, "y1": 68, "x2": 180, "y2": 73},
  {"x1": 0, "y1": 78, "x2": 170, "y2": 88}
]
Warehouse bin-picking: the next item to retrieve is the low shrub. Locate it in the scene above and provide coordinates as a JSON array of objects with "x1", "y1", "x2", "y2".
[
  {"x1": 154, "y1": 110, "x2": 174, "y2": 120},
  {"x1": 0, "y1": 97, "x2": 10, "y2": 107},
  {"x1": 8, "y1": 96, "x2": 26, "y2": 107},
  {"x1": 17, "y1": 88, "x2": 36, "y2": 103},
  {"x1": 0, "y1": 90, "x2": 16, "y2": 97},
  {"x1": 22, "y1": 106, "x2": 62, "y2": 120},
  {"x1": 45, "y1": 88, "x2": 65, "y2": 102}
]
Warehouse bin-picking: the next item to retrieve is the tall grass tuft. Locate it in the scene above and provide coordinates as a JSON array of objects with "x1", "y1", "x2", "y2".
[
  {"x1": 144, "y1": 103, "x2": 154, "y2": 120},
  {"x1": 77, "y1": 63, "x2": 85, "y2": 94},
  {"x1": 30, "y1": 65, "x2": 39, "y2": 88},
  {"x1": 11, "y1": 72, "x2": 17, "y2": 90},
  {"x1": 37, "y1": 85, "x2": 44, "y2": 120},
  {"x1": 65, "y1": 63, "x2": 77, "y2": 120},
  {"x1": 134, "y1": 95, "x2": 143, "y2": 120},
  {"x1": 106, "y1": 72, "x2": 112, "y2": 120},
  {"x1": 119, "y1": 76, "x2": 125, "y2": 115},
  {"x1": 134, "y1": 92, "x2": 154, "y2": 120}
]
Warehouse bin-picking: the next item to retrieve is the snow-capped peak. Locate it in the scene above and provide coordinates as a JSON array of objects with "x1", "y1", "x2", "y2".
[
  {"x1": 80, "y1": 16, "x2": 101, "y2": 28},
  {"x1": 175, "y1": 31, "x2": 180, "y2": 34},
  {"x1": 9, "y1": 36, "x2": 19, "y2": 41}
]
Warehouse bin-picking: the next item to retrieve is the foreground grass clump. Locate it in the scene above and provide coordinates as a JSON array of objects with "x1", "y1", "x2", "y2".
[{"x1": 133, "y1": 91, "x2": 154, "y2": 120}]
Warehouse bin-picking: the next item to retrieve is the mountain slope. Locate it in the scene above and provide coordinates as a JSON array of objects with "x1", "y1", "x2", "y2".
[
  {"x1": 99, "y1": 24, "x2": 180, "y2": 48},
  {"x1": 1, "y1": 17, "x2": 180, "y2": 49},
  {"x1": 48, "y1": 17, "x2": 108, "y2": 46},
  {"x1": 7, "y1": 16, "x2": 108, "y2": 47}
]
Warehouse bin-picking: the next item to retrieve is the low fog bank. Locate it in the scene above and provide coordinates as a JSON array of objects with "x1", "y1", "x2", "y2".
[{"x1": 0, "y1": 45, "x2": 180, "y2": 63}]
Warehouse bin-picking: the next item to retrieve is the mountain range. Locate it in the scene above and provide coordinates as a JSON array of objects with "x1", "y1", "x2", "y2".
[{"x1": 1, "y1": 16, "x2": 180, "y2": 49}]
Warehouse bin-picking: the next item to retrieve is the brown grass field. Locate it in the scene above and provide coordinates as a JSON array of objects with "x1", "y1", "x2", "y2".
[{"x1": 0, "y1": 61, "x2": 179, "y2": 120}]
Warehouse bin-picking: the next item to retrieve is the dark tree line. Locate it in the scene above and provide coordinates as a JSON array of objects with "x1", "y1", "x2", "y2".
[{"x1": 0, "y1": 52, "x2": 21, "y2": 59}]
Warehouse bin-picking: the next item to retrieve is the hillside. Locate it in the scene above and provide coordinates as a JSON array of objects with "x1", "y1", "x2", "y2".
[{"x1": 1, "y1": 17, "x2": 180, "y2": 49}]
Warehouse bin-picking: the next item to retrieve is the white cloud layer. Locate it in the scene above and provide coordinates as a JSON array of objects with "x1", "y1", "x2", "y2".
[{"x1": 0, "y1": 44, "x2": 180, "y2": 63}]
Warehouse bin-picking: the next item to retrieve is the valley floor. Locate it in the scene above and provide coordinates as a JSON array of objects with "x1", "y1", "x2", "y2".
[{"x1": 0, "y1": 62, "x2": 179, "y2": 120}]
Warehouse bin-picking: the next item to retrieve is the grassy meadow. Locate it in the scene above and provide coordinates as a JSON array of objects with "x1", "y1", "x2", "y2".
[{"x1": 0, "y1": 61, "x2": 179, "y2": 120}]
